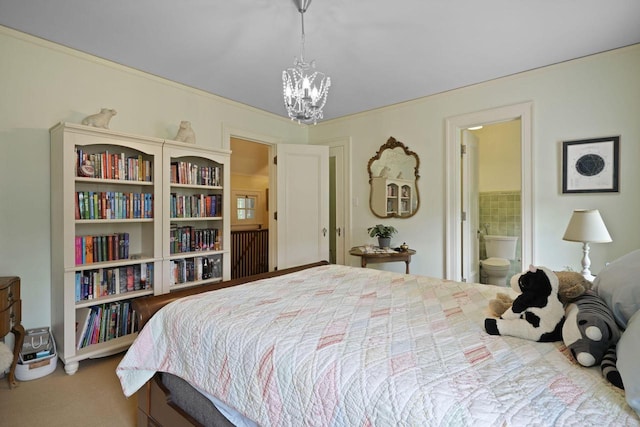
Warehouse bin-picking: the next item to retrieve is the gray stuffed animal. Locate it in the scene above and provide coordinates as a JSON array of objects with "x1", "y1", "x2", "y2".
[{"x1": 562, "y1": 290, "x2": 621, "y2": 367}]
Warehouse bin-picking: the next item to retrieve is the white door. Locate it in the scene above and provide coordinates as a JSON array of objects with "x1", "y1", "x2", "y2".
[
  {"x1": 276, "y1": 144, "x2": 329, "y2": 269},
  {"x1": 462, "y1": 130, "x2": 480, "y2": 283}
]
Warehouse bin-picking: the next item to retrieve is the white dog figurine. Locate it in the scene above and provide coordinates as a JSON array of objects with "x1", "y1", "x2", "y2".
[
  {"x1": 174, "y1": 121, "x2": 196, "y2": 144},
  {"x1": 378, "y1": 166, "x2": 391, "y2": 178},
  {"x1": 82, "y1": 108, "x2": 117, "y2": 129}
]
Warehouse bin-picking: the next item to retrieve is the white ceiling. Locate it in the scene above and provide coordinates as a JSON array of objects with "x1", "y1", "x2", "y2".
[{"x1": 2, "y1": 0, "x2": 640, "y2": 122}]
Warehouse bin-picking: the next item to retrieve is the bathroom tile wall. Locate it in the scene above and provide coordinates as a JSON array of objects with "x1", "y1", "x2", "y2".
[{"x1": 479, "y1": 190, "x2": 522, "y2": 282}]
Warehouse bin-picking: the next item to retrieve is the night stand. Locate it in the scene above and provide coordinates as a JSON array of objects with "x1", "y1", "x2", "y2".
[{"x1": 1, "y1": 276, "x2": 25, "y2": 388}]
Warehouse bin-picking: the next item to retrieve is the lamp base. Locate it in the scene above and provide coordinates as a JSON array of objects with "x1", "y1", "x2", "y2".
[
  {"x1": 580, "y1": 241, "x2": 595, "y2": 282},
  {"x1": 581, "y1": 271, "x2": 595, "y2": 282}
]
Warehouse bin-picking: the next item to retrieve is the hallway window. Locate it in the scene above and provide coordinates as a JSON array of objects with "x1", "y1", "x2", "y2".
[{"x1": 237, "y1": 195, "x2": 256, "y2": 220}]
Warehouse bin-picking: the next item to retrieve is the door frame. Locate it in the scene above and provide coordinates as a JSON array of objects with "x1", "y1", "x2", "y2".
[
  {"x1": 461, "y1": 130, "x2": 479, "y2": 283},
  {"x1": 444, "y1": 102, "x2": 534, "y2": 281},
  {"x1": 314, "y1": 137, "x2": 351, "y2": 265},
  {"x1": 223, "y1": 125, "x2": 280, "y2": 270}
]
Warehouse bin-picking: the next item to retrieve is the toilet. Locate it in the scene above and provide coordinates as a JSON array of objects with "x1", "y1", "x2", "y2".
[{"x1": 481, "y1": 235, "x2": 518, "y2": 286}]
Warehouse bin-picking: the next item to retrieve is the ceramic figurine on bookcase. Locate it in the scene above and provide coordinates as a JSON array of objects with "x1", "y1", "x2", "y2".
[
  {"x1": 81, "y1": 108, "x2": 117, "y2": 129},
  {"x1": 173, "y1": 120, "x2": 196, "y2": 144}
]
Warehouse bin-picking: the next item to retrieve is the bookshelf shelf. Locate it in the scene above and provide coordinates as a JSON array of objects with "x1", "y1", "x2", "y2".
[
  {"x1": 170, "y1": 183, "x2": 223, "y2": 190},
  {"x1": 165, "y1": 249, "x2": 224, "y2": 261},
  {"x1": 74, "y1": 333, "x2": 137, "y2": 359},
  {"x1": 75, "y1": 218, "x2": 155, "y2": 224},
  {"x1": 74, "y1": 289, "x2": 154, "y2": 309},
  {"x1": 170, "y1": 216, "x2": 223, "y2": 222},
  {"x1": 66, "y1": 256, "x2": 161, "y2": 271},
  {"x1": 75, "y1": 177, "x2": 154, "y2": 186}
]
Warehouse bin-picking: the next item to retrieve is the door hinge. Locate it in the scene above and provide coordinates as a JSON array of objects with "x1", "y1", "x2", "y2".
[
  {"x1": 461, "y1": 144, "x2": 467, "y2": 155},
  {"x1": 273, "y1": 156, "x2": 277, "y2": 165},
  {"x1": 461, "y1": 211, "x2": 467, "y2": 221},
  {"x1": 274, "y1": 211, "x2": 277, "y2": 220}
]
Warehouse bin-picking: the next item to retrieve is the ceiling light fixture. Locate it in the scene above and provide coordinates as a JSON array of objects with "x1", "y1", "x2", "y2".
[{"x1": 282, "y1": 0, "x2": 331, "y2": 125}]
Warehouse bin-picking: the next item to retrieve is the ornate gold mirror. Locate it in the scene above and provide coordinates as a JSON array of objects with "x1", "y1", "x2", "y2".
[{"x1": 368, "y1": 137, "x2": 420, "y2": 218}]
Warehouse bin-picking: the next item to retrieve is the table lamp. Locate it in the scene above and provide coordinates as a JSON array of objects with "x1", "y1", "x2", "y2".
[{"x1": 562, "y1": 209, "x2": 612, "y2": 281}]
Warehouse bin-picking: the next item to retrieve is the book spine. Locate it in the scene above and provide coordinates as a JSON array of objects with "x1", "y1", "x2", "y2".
[
  {"x1": 85, "y1": 236, "x2": 93, "y2": 264},
  {"x1": 75, "y1": 272, "x2": 81, "y2": 302},
  {"x1": 126, "y1": 266, "x2": 134, "y2": 292}
]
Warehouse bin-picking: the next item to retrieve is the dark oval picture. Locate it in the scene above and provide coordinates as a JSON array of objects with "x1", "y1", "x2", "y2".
[{"x1": 575, "y1": 153, "x2": 605, "y2": 176}]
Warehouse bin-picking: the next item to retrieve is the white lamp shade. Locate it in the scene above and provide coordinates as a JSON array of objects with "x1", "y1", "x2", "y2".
[{"x1": 562, "y1": 209, "x2": 612, "y2": 243}]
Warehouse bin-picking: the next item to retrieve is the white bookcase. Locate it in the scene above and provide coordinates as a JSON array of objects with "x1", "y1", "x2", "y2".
[
  {"x1": 50, "y1": 123, "x2": 230, "y2": 374},
  {"x1": 162, "y1": 140, "x2": 231, "y2": 292},
  {"x1": 371, "y1": 177, "x2": 414, "y2": 217}
]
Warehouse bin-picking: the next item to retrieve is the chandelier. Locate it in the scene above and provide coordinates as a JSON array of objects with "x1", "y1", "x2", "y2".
[{"x1": 282, "y1": 0, "x2": 331, "y2": 124}]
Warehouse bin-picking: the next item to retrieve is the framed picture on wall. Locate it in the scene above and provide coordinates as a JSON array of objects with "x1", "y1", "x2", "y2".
[{"x1": 562, "y1": 136, "x2": 619, "y2": 193}]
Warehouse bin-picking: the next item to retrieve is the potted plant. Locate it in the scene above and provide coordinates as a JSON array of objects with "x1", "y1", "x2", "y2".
[{"x1": 368, "y1": 224, "x2": 398, "y2": 248}]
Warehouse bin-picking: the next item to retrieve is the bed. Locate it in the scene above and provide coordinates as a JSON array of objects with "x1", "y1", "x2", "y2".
[{"x1": 117, "y1": 260, "x2": 640, "y2": 426}]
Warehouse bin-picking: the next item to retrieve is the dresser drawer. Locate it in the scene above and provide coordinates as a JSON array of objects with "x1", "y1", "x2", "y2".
[
  {"x1": 0, "y1": 277, "x2": 20, "y2": 311},
  {"x1": 0, "y1": 299, "x2": 21, "y2": 333}
]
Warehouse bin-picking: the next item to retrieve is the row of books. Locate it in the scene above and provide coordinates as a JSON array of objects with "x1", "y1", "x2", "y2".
[
  {"x1": 169, "y1": 193, "x2": 222, "y2": 218},
  {"x1": 75, "y1": 191, "x2": 154, "y2": 220},
  {"x1": 75, "y1": 233, "x2": 129, "y2": 265},
  {"x1": 386, "y1": 185, "x2": 411, "y2": 197},
  {"x1": 75, "y1": 263, "x2": 153, "y2": 301},
  {"x1": 170, "y1": 161, "x2": 221, "y2": 186},
  {"x1": 169, "y1": 225, "x2": 221, "y2": 254},
  {"x1": 75, "y1": 147, "x2": 153, "y2": 182},
  {"x1": 169, "y1": 254, "x2": 222, "y2": 286},
  {"x1": 75, "y1": 301, "x2": 138, "y2": 349}
]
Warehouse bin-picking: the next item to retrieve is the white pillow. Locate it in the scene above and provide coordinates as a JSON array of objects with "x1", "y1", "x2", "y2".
[
  {"x1": 617, "y1": 310, "x2": 640, "y2": 415},
  {"x1": 593, "y1": 249, "x2": 640, "y2": 328}
]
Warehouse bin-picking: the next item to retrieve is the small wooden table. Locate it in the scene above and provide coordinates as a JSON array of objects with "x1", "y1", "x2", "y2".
[{"x1": 349, "y1": 247, "x2": 416, "y2": 274}]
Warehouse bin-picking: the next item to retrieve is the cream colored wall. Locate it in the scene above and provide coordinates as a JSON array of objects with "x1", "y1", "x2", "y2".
[
  {"x1": 0, "y1": 26, "x2": 306, "y2": 328},
  {"x1": 310, "y1": 44, "x2": 640, "y2": 278},
  {"x1": 474, "y1": 120, "x2": 521, "y2": 192},
  {"x1": 2, "y1": 23, "x2": 639, "y2": 328}
]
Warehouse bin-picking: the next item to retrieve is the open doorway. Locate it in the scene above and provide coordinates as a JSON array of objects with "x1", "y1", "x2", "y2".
[
  {"x1": 445, "y1": 102, "x2": 533, "y2": 282},
  {"x1": 230, "y1": 137, "x2": 270, "y2": 278},
  {"x1": 466, "y1": 120, "x2": 522, "y2": 284}
]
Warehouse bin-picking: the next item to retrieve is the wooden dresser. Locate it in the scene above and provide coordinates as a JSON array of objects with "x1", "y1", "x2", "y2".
[{"x1": 1, "y1": 276, "x2": 25, "y2": 388}]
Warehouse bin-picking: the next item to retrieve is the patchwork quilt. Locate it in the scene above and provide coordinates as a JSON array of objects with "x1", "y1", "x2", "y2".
[{"x1": 117, "y1": 264, "x2": 639, "y2": 426}]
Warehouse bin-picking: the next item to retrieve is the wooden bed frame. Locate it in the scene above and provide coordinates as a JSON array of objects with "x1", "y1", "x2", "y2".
[{"x1": 133, "y1": 261, "x2": 328, "y2": 427}]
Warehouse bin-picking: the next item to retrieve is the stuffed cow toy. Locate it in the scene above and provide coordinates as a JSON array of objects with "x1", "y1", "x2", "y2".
[{"x1": 485, "y1": 265, "x2": 565, "y2": 342}]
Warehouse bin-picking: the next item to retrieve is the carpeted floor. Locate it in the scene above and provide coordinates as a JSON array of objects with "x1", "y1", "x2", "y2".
[{"x1": 0, "y1": 353, "x2": 136, "y2": 427}]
